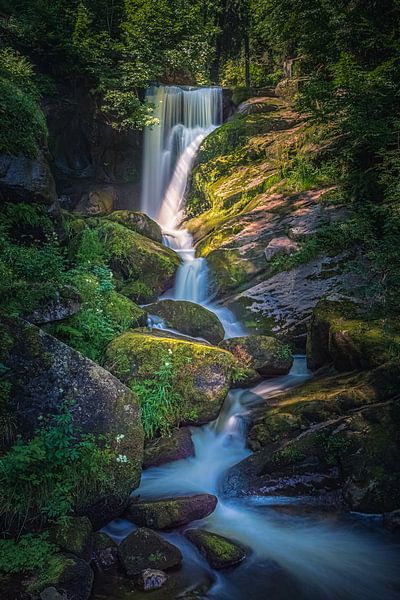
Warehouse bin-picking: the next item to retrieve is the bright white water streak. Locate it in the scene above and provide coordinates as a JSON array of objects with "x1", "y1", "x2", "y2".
[
  {"x1": 141, "y1": 84, "x2": 243, "y2": 337},
  {"x1": 106, "y1": 357, "x2": 400, "y2": 600}
]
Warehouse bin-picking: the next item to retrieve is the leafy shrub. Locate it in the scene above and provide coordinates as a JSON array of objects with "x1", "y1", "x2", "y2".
[{"x1": 0, "y1": 533, "x2": 56, "y2": 574}]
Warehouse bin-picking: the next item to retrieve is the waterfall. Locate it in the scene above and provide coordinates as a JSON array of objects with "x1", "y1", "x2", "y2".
[{"x1": 141, "y1": 85, "x2": 244, "y2": 338}]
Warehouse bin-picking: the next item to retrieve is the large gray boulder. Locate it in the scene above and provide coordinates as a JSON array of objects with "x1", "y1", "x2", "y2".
[{"x1": 0, "y1": 153, "x2": 57, "y2": 205}]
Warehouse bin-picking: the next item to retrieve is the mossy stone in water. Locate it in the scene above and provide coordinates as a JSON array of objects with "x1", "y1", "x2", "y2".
[
  {"x1": 185, "y1": 529, "x2": 246, "y2": 570},
  {"x1": 147, "y1": 299, "x2": 225, "y2": 344},
  {"x1": 29, "y1": 554, "x2": 94, "y2": 599},
  {"x1": 106, "y1": 210, "x2": 162, "y2": 243},
  {"x1": 219, "y1": 334, "x2": 293, "y2": 377},
  {"x1": 51, "y1": 516, "x2": 93, "y2": 561},
  {"x1": 118, "y1": 527, "x2": 182, "y2": 576}
]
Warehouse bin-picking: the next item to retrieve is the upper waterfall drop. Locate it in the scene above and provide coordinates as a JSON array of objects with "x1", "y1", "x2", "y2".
[{"x1": 140, "y1": 85, "x2": 222, "y2": 223}]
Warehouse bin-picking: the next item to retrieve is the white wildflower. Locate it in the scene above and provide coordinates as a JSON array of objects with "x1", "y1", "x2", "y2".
[
  {"x1": 116, "y1": 434, "x2": 125, "y2": 443},
  {"x1": 168, "y1": 348, "x2": 172, "y2": 354},
  {"x1": 116, "y1": 454, "x2": 128, "y2": 463}
]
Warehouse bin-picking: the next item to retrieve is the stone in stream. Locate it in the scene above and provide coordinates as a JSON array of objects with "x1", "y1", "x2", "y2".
[
  {"x1": 92, "y1": 532, "x2": 118, "y2": 571},
  {"x1": 185, "y1": 529, "x2": 246, "y2": 570},
  {"x1": 137, "y1": 569, "x2": 168, "y2": 591},
  {"x1": 143, "y1": 427, "x2": 195, "y2": 469},
  {"x1": 219, "y1": 334, "x2": 293, "y2": 377},
  {"x1": 146, "y1": 299, "x2": 225, "y2": 345},
  {"x1": 125, "y1": 494, "x2": 218, "y2": 530},
  {"x1": 33, "y1": 554, "x2": 94, "y2": 600},
  {"x1": 50, "y1": 516, "x2": 93, "y2": 562},
  {"x1": 118, "y1": 528, "x2": 182, "y2": 576}
]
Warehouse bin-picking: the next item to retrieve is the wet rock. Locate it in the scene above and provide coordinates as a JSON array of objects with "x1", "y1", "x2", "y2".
[
  {"x1": 105, "y1": 331, "x2": 236, "y2": 426},
  {"x1": 32, "y1": 554, "x2": 94, "y2": 600},
  {"x1": 0, "y1": 316, "x2": 144, "y2": 526},
  {"x1": 219, "y1": 335, "x2": 293, "y2": 377},
  {"x1": 137, "y1": 569, "x2": 168, "y2": 591},
  {"x1": 185, "y1": 529, "x2": 246, "y2": 570},
  {"x1": 92, "y1": 532, "x2": 118, "y2": 570},
  {"x1": 143, "y1": 428, "x2": 194, "y2": 469},
  {"x1": 74, "y1": 185, "x2": 117, "y2": 215},
  {"x1": 118, "y1": 528, "x2": 182, "y2": 576},
  {"x1": 107, "y1": 210, "x2": 162, "y2": 242},
  {"x1": 264, "y1": 236, "x2": 299, "y2": 261},
  {"x1": 125, "y1": 494, "x2": 218, "y2": 530},
  {"x1": 0, "y1": 152, "x2": 57, "y2": 205},
  {"x1": 383, "y1": 510, "x2": 400, "y2": 532},
  {"x1": 25, "y1": 285, "x2": 81, "y2": 324},
  {"x1": 147, "y1": 299, "x2": 225, "y2": 345},
  {"x1": 51, "y1": 517, "x2": 93, "y2": 561}
]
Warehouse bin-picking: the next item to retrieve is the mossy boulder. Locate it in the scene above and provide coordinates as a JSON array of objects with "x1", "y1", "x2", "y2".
[
  {"x1": 0, "y1": 316, "x2": 144, "y2": 521},
  {"x1": 75, "y1": 185, "x2": 117, "y2": 215},
  {"x1": 104, "y1": 331, "x2": 237, "y2": 426},
  {"x1": 29, "y1": 554, "x2": 94, "y2": 599},
  {"x1": 219, "y1": 335, "x2": 293, "y2": 377},
  {"x1": 118, "y1": 528, "x2": 182, "y2": 576},
  {"x1": 24, "y1": 285, "x2": 81, "y2": 324},
  {"x1": 125, "y1": 494, "x2": 218, "y2": 530},
  {"x1": 147, "y1": 299, "x2": 225, "y2": 344},
  {"x1": 307, "y1": 299, "x2": 400, "y2": 371},
  {"x1": 107, "y1": 210, "x2": 162, "y2": 242},
  {"x1": 185, "y1": 529, "x2": 246, "y2": 570},
  {"x1": 51, "y1": 517, "x2": 93, "y2": 561},
  {"x1": 143, "y1": 427, "x2": 194, "y2": 469},
  {"x1": 92, "y1": 532, "x2": 118, "y2": 571}
]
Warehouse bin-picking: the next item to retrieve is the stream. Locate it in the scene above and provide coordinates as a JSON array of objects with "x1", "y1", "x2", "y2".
[{"x1": 95, "y1": 86, "x2": 400, "y2": 599}]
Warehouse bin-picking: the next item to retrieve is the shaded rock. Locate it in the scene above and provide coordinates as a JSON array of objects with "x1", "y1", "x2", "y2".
[
  {"x1": 383, "y1": 510, "x2": 400, "y2": 532},
  {"x1": 0, "y1": 316, "x2": 144, "y2": 525},
  {"x1": 275, "y1": 77, "x2": 302, "y2": 102},
  {"x1": 118, "y1": 528, "x2": 182, "y2": 576},
  {"x1": 125, "y1": 495, "x2": 218, "y2": 530},
  {"x1": 40, "y1": 588, "x2": 66, "y2": 600},
  {"x1": 0, "y1": 153, "x2": 57, "y2": 206},
  {"x1": 264, "y1": 236, "x2": 299, "y2": 261},
  {"x1": 105, "y1": 331, "x2": 236, "y2": 427},
  {"x1": 185, "y1": 529, "x2": 246, "y2": 570},
  {"x1": 74, "y1": 185, "x2": 117, "y2": 215},
  {"x1": 137, "y1": 569, "x2": 168, "y2": 591},
  {"x1": 31, "y1": 554, "x2": 93, "y2": 600},
  {"x1": 51, "y1": 517, "x2": 93, "y2": 561},
  {"x1": 219, "y1": 335, "x2": 293, "y2": 377},
  {"x1": 25, "y1": 285, "x2": 81, "y2": 324},
  {"x1": 147, "y1": 299, "x2": 225, "y2": 344},
  {"x1": 107, "y1": 210, "x2": 162, "y2": 242},
  {"x1": 92, "y1": 532, "x2": 118, "y2": 571},
  {"x1": 143, "y1": 428, "x2": 194, "y2": 469}
]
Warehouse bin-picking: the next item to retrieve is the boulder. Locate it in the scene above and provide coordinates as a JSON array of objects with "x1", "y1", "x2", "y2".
[
  {"x1": 264, "y1": 236, "x2": 299, "y2": 261},
  {"x1": 105, "y1": 332, "x2": 236, "y2": 427},
  {"x1": 219, "y1": 335, "x2": 293, "y2": 377},
  {"x1": 137, "y1": 569, "x2": 168, "y2": 591},
  {"x1": 92, "y1": 532, "x2": 118, "y2": 571},
  {"x1": 383, "y1": 510, "x2": 400, "y2": 532},
  {"x1": 118, "y1": 528, "x2": 182, "y2": 576},
  {"x1": 143, "y1": 428, "x2": 195, "y2": 469},
  {"x1": 51, "y1": 517, "x2": 93, "y2": 561},
  {"x1": 185, "y1": 529, "x2": 246, "y2": 570},
  {"x1": 0, "y1": 316, "x2": 144, "y2": 521},
  {"x1": 147, "y1": 299, "x2": 225, "y2": 344},
  {"x1": 107, "y1": 210, "x2": 162, "y2": 243},
  {"x1": 74, "y1": 185, "x2": 117, "y2": 215},
  {"x1": 31, "y1": 554, "x2": 93, "y2": 600},
  {"x1": 24, "y1": 285, "x2": 81, "y2": 324},
  {"x1": 125, "y1": 495, "x2": 218, "y2": 530},
  {"x1": 0, "y1": 153, "x2": 57, "y2": 206}
]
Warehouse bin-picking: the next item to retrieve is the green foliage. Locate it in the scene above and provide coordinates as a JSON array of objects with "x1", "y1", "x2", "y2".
[
  {"x1": 0, "y1": 533, "x2": 56, "y2": 575},
  {"x1": 0, "y1": 406, "x2": 128, "y2": 531}
]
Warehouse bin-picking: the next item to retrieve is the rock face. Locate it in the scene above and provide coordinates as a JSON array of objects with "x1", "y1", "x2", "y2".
[
  {"x1": 264, "y1": 236, "x2": 299, "y2": 261},
  {"x1": 118, "y1": 528, "x2": 182, "y2": 575},
  {"x1": 219, "y1": 335, "x2": 293, "y2": 377},
  {"x1": 107, "y1": 210, "x2": 162, "y2": 243},
  {"x1": 0, "y1": 316, "x2": 144, "y2": 518},
  {"x1": 147, "y1": 299, "x2": 225, "y2": 344},
  {"x1": 105, "y1": 331, "x2": 236, "y2": 426},
  {"x1": 0, "y1": 152, "x2": 57, "y2": 206},
  {"x1": 74, "y1": 185, "x2": 117, "y2": 215},
  {"x1": 125, "y1": 495, "x2": 218, "y2": 529},
  {"x1": 185, "y1": 529, "x2": 246, "y2": 569},
  {"x1": 143, "y1": 428, "x2": 194, "y2": 469},
  {"x1": 25, "y1": 285, "x2": 81, "y2": 324}
]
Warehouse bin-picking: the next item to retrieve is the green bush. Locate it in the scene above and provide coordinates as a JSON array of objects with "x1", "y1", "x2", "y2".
[{"x1": 0, "y1": 533, "x2": 56, "y2": 575}]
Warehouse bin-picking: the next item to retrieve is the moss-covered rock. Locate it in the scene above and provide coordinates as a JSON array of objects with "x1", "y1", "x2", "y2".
[
  {"x1": 118, "y1": 528, "x2": 182, "y2": 576},
  {"x1": 75, "y1": 185, "x2": 117, "y2": 216},
  {"x1": 307, "y1": 299, "x2": 400, "y2": 371},
  {"x1": 29, "y1": 553, "x2": 94, "y2": 599},
  {"x1": 92, "y1": 532, "x2": 118, "y2": 571},
  {"x1": 185, "y1": 529, "x2": 246, "y2": 570},
  {"x1": 219, "y1": 335, "x2": 293, "y2": 377},
  {"x1": 24, "y1": 285, "x2": 81, "y2": 325},
  {"x1": 104, "y1": 331, "x2": 237, "y2": 427},
  {"x1": 125, "y1": 494, "x2": 218, "y2": 530},
  {"x1": 107, "y1": 210, "x2": 162, "y2": 242},
  {"x1": 51, "y1": 517, "x2": 93, "y2": 561},
  {"x1": 147, "y1": 299, "x2": 225, "y2": 344},
  {"x1": 143, "y1": 427, "x2": 194, "y2": 469}
]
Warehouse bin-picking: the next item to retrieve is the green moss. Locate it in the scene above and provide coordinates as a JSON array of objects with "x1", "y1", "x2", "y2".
[
  {"x1": 52, "y1": 517, "x2": 92, "y2": 557},
  {"x1": 28, "y1": 554, "x2": 73, "y2": 593}
]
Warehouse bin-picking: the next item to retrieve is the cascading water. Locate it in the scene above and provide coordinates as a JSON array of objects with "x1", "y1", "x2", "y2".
[
  {"x1": 96, "y1": 86, "x2": 400, "y2": 600},
  {"x1": 140, "y1": 85, "x2": 244, "y2": 338}
]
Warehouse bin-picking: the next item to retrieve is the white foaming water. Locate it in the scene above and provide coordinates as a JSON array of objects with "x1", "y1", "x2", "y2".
[
  {"x1": 134, "y1": 357, "x2": 400, "y2": 600},
  {"x1": 141, "y1": 84, "x2": 244, "y2": 338}
]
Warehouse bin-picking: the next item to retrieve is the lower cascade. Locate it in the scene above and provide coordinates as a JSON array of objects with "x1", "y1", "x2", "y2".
[{"x1": 97, "y1": 85, "x2": 400, "y2": 599}]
